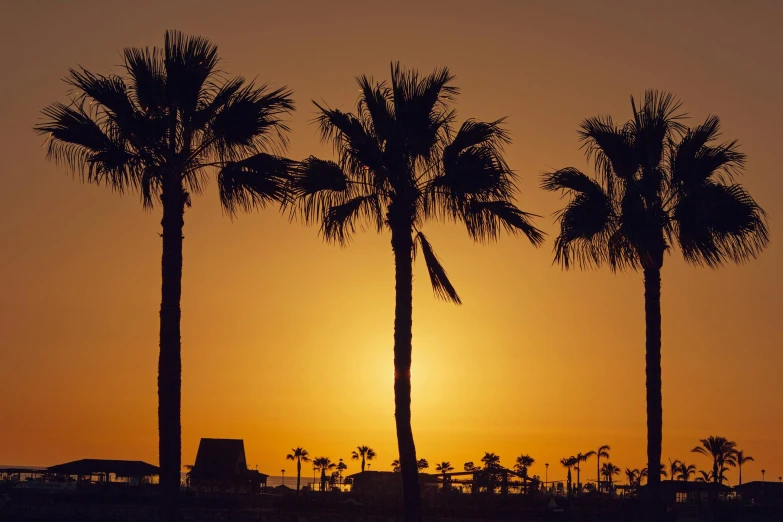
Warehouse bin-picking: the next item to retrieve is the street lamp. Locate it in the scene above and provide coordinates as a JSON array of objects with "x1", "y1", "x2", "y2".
[
  {"x1": 762, "y1": 469, "x2": 765, "y2": 482},
  {"x1": 281, "y1": 469, "x2": 285, "y2": 486},
  {"x1": 545, "y1": 463, "x2": 549, "y2": 489}
]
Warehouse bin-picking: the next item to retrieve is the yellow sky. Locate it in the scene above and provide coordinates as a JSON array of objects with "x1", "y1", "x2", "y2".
[{"x1": 0, "y1": 1, "x2": 781, "y2": 484}]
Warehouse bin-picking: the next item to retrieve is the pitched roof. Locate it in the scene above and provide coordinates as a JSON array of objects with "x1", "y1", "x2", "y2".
[
  {"x1": 191, "y1": 438, "x2": 248, "y2": 480},
  {"x1": 47, "y1": 459, "x2": 159, "y2": 477}
]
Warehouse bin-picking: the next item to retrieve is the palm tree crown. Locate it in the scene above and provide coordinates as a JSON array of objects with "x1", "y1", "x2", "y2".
[
  {"x1": 676, "y1": 461, "x2": 697, "y2": 481},
  {"x1": 291, "y1": 63, "x2": 542, "y2": 522},
  {"x1": 481, "y1": 453, "x2": 501, "y2": 469},
  {"x1": 351, "y1": 445, "x2": 377, "y2": 472},
  {"x1": 514, "y1": 454, "x2": 535, "y2": 477},
  {"x1": 391, "y1": 459, "x2": 401, "y2": 472},
  {"x1": 35, "y1": 30, "x2": 295, "y2": 507},
  {"x1": 692, "y1": 436, "x2": 738, "y2": 485}
]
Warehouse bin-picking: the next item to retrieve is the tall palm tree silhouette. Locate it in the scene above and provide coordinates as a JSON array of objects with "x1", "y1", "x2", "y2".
[
  {"x1": 35, "y1": 30, "x2": 295, "y2": 513},
  {"x1": 351, "y1": 445, "x2": 376, "y2": 472},
  {"x1": 692, "y1": 436, "x2": 738, "y2": 486},
  {"x1": 600, "y1": 462, "x2": 620, "y2": 495},
  {"x1": 286, "y1": 447, "x2": 311, "y2": 491},
  {"x1": 736, "y1": 450, "x2": 754, "y2": 486},
  {"x1": 290, "y1": 63, "x2": 543, "y2": 521},
  {"x1": 543, "y1": 92, "x2": 768, "y2": 518},
  {"x1": 575, "y1": 451, "x2": 595, "y2": 494},
  {"x1": 594, "y1": 445, "x2": 610, "y2": 493}
]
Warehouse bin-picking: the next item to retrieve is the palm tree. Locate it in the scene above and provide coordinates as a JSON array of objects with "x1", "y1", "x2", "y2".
[
  {"x1": 594, "y1": 445, "x2": 610, "y2": 493},
  {"x1": 575, "y1": 451, "x2": 596, "y2": 494},
  {"x1": 676, "y1": 462, "x2": 697, "y2": 481},
  {"x1": 351, "y1": 446, "x2": 377, "y2": 472},
  {"x1": 561, "y1": 457, "x2": 576, "y2": 496},
  {"x1": 290, "y1": 64, "x2": 542, "y2": 522},
  {"x1": 736, "y1": 450, "x2": 754, "y2": 486},
  {"x1": 692, "y1": 436, "x2": 738, "y2": 486},
  {"x1": 625, "y1": 468, "x2": 642, "y2": 492},
  {"x1": 336, "y1": 459, "x2": 348, "y2": 489},
  {"x1": 463, "y1": 462, "x2": 480, "y2": 473},
  {"x1": 436, "y1": 462, "x2": 454, "y2": 485},
  {"x1": 667, "y1": 458, "x2": 681, "y2": 480},
  {"x1": 286, "y1": 447, "x2": 311, "y2": 491},
  {"x1": 35, "y1": 30, "x2": 296, "y2": 512},
  {"x1": 514, "y1": 454, "x2": 535, "y2": 479},
  {"x1": 417, "y1": 459, "x2": 429, "y2": 471},
  {"x1": 392, "y1": 459, "x2": 401, "y2": 473},
  {"x1": 313, "y1": 457, "x2": 336, "y2": 492},
  {"x1": 542, "y1": 92, "x2": 768, "y2": 517},
  {"x1": 481, "y1": 453, "x2": 501, "y2": 469},
  {"x1": 600, "y1": 462, "x2": 620, "y2": 495},
  {"x1": 641, "y1": 464, "x2": 668, "y2": 481}
]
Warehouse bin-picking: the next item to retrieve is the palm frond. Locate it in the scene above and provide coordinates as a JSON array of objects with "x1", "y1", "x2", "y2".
[
  {"x1": 416, "y1": 232, "x2": 461, "y2": 304},
  {"x1": 674, "y1": 181, "x2": 769, "y2": 267},
  {"x1": 579, "y1": 115, "x2": 637, "y2": 182},
  {"x1": 207, "y1": 83, "x2": 294, "y2": 159},
  {"x1": 289, "y1": 156, "x2": 353, "y2": 224},
  {"x1": 35, "y1": 101, "x2": 140, "y2": 192},
  {"x1": 323, "y1": 194, "x2": 384, "y2": 245},
  {"x1": 356, "y1": 75, "x2": 394, "y2": 144},
  {"x1": 122, "y1": 45, "x2": 166, "y2": 113},
  {"x1": 670, "y1": 115, "x2": 746, "y2": 186},
  {"x1": 217, "y1": 153, "x2": 294, "y2": 216},
  {"x1": 163, "y1": 30, "x2": 220, "y2": 115},
  {"x1": 462, "y1": 200, "x2": 544, "y2": 246}
]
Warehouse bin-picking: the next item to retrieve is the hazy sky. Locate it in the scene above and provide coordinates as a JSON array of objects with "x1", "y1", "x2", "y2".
[{"x1": 1, "y1": 1, "x2": 781, "y2": 484}]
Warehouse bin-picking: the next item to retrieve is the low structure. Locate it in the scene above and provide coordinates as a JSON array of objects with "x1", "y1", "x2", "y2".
[
  {"x1": 46, "y1": 459, "x2": 159, "y2": 484},
  {"x1": 734, "y1": 481, "x2": 783, "y2": 505},
  {"x1": 188, "y1": 438, "x2": 267, "y2": 493}
]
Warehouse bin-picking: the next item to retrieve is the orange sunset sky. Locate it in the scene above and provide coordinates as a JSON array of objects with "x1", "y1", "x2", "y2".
[{"x1": 1, "y1": 1, "x2": 781, "y2": 484}]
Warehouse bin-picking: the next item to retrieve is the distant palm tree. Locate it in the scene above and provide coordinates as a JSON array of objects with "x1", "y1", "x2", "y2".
[
  {"x1": 692, "y1": 436, "x2": 738, "y2": 486},
  {"x1": 561, "y1": 457, "x2": 577, "y2": 496},
  {"x1": 736, "y1": 450, "x2": 754, "y2": 486},
  {"x1": 463, "y1": 462, "x2": 480, "y2": 473},
  {"x1": 575, "y1": 451, "x2": 596, "y2": 494},
  {"x1": 286, "y1": 447, "x2": 311, "y2": 491},
  {"x1": 695, "y1": 468, "x2": 730, "y2": 484},
  {"x1": 514, "y1": 454, "x2": 535, "y2": 478},
  {"x1": 594, "y1": 446, "x2": 610, "y2": 493},
  {"x1": 543, "y1": 92, "x2": 768, "y2": 517},
  {"x1": 641, "y1": 464, "x2": 668, "y2": 481},
  {"x1": 351, "y1": 446, "x2": 376, "y2": 472},
  {"x1": 417, "y1": 459, "x2": 429, "y2": 471},
  {"x1": 336, "y1": 459, "x2": 348, "y2": 489},
  {"x1": 481, "y1": 453, "x2": 501, "y2": 469},
  {"x1": 35, "y1": 30, "x2": 296, "y2": 513},
  {"x1": 600, "y1": 462, "x2": 620, "y2": 495},
  {"x1": 290, "y1": 64, "x2": 543, "y2": 522},
  {"x1": 667, "y1": 459, "x2": 682, "y2": 480},
  {"x1": 436, "y1": 462, "x2": 454, "y2": 485},
  {"x1": 392, "y1": 459, "x2": 401, "y2": 473},
  {"x1": 625, "y1": 468, "x2": 640, "y2": 489},
  {"x1": 313, "y1": 457, "x2": 336, "y2": 492},
  {"x1": 676, "y1": 462, "x2": 697, "y2": 481}
]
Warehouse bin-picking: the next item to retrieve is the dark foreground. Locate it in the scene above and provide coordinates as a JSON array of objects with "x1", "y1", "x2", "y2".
[{"x1": 1, "y1": 487, "x2": 781, "y2": 522}]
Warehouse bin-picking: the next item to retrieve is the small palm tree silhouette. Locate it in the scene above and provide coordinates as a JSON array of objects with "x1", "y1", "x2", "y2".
[
  {"x1": 351, "y1": 446, "x2": 376, "y2": 472},
  {"x1": 736, "y1": 450, "x2": 754, "y2": 486},
  {"x1": 692, "y1": 436, "x2": 738, "y2": 485},
  {"x1": 286, "y1": 447, "x2": 311, "y2": 491}
]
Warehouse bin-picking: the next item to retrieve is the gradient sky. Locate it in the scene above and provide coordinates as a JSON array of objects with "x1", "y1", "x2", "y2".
[{"x1": 1, "y1": 1, "x2": 781, "y2": 484}]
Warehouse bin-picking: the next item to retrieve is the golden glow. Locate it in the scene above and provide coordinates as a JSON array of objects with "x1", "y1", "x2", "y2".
[{"x1": 0, "y1": 1, "x2": 781, "y2": 485}]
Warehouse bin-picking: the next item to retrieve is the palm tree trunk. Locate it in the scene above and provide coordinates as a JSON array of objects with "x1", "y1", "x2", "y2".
[
  {"x1": 644, "y1": 266, "x2": 663, "y2": 522},
  {"x1": 739, "y1": 463, "x2": 742, "y2": 486},
  {"x1": 297, "y1": 460, "x2": 301, "y2": 491},
  {"x1": 159, "y1": 183, "x2": 185, "y2": 519},
  {"x1": 391, "y1": 225, "x2": 421, "y2": 522},
  {"x1": 362, "y1": 455, "x2": 366, "y2": 473},
  {"x1": 597, "y1": 456, "x2": 600, "y2": 494}
]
